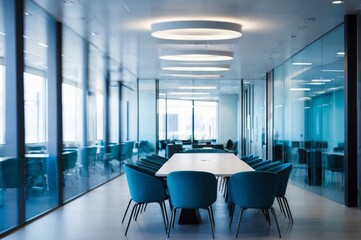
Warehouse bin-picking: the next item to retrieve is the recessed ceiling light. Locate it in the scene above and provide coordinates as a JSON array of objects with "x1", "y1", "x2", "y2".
[
  {"x1": 178, "y1": 86, "x2": 217, "y2": 90},
  {"x1": 0, "y1": 32, "x2": 5, "y2": 36},
  {"x1": 321, "y1": 69, "x2": 344, "y2": 72},
  {"x1": 331, "y1": 0, "x2": 344, "y2": 4},
  {"x1": 311, "y1": 79, "x2": 331, "y2": 82},
  {"x1": 292, "y1": 62, "x2": 312, "y2": 66},
  {"x1": 64, "y1": 0, "x2": 75, "y2": 6},
  {"x1": 90, "y1": 32, "x2": 99, "y2": 36},
  {"x1": 159, "y1": 50, "x2": 233, "y2": 61},
  {"x1": 304, "y1": 17, "x2": 316, "y2": 22},
  {"x1": 162, "y1": 65, "x2": 230, "y2": 71},
  {"x1": 303, "y1": 82, "x2": 325, "y2": 85},
  {"x1": 290, "y1": 88, "x2": 311, "y2": 91},
  {"x1": 294, "y1": 97, "x2": 312, "y2": 101},
  {"x1": 38, "y1": 42, "x2": 48, "y2": 48},
  {"x1": 160, "y1": 73, "x2": 223, "y2": 78},
  {"x1": 24, "y1": 12, "x2": 32, "y2": 16},
  {"x1": 336, "y1": 51, "x2": 345, "y2": 57},
  {"x1": 168, "y1": 92, "x2": 211, "y2": 95},
  {"x1": 151, "y1": 20, "x2": 242, "y2": 41}
]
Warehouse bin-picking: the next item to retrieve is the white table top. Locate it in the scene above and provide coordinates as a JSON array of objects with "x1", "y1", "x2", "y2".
[{"x1": 155, "y1": 153, "x2": 254, "y2": 177}]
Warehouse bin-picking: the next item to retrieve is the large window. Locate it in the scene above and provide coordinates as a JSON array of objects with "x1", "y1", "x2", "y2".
[
  {"x1": 167, "y1": 99, "x2": 193, "y2": 140},
  {"x1": 194, "y1": 101, "x2": 217, "y2": 140},
  {"x1": 158, "y1": 99, "x2": 218, "y2": 141}
]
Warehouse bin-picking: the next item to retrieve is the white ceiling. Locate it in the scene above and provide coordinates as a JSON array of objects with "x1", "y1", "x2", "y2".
[{"x1": 2, "y1": 0, "x2": 361, "y2": 97}]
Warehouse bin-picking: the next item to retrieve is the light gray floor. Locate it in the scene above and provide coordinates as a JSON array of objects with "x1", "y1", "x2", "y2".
[{"x1": 3, "y1": 174, "x2": 361, "y2": 240}]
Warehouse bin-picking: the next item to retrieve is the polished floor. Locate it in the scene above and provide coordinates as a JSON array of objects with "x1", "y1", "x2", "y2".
[{"x1": 3, "y1": 173, "x2": 361, "y2": 240}]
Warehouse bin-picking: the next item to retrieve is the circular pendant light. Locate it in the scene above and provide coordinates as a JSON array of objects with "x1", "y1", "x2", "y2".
[
  {"x1": 151, "y1": 20, "x2": 242, "y2": 41},
  {"x1": 159, "y1": 50, "x2": 233, "y2": 61},
  {"x1": 162, "y1": 64, "x2": 230, "y2": 72}
]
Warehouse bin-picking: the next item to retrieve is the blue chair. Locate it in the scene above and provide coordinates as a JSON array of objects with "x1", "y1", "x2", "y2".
[
  {"x1": 167, "y1": 171, "x2": 217, "y2": 238},
  {"x1": 245, "y1": 158, "x2": 262, "y2": 167},
  {"x1": 251, "y1": 159, "x2": 272, "y2": 169},
  {"x1": 240, "y1": 154, "x2": 254, "y2": 161},
  {"x1": 241, "y1": 155, "x2": 259, "y2": 162},
  {"x1": 228, "y1": 171, "x2": 281, "y2": 238},
  {"x1": 0, "y1": 157, "x2": 20, "y2": 207},
  {"x1": 123, "y1": 164, "x2": 169, "y2": 236},
  {"x1": 267, "y1": 163, "x2": 294, "y2": 223},
  {"x1": 254, "y1": 161, "x2": 281, "y2": 171}
]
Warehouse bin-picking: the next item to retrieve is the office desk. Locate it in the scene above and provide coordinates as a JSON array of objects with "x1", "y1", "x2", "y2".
[{"x1": 156, "y1": 153, "x2": 253, "y2": 224}]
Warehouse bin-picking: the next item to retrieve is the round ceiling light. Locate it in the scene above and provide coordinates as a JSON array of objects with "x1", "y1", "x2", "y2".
[
  {"x1": 151, "y1": 20, "x2": 242, "y2": 41},
  {"x1": 159, "y1": 50, "x2": 233, "y2": 61},
  {"x1": 160, "y1": 73, "x2": 223, "y2": 79},
  {"x1": 162, "y1": 65, "x2": 230, "y2": 72}
]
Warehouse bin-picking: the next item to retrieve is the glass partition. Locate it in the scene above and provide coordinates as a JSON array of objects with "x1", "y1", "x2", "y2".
[
  {"x1": 121, "y1": 82, "x2": 137, "y2": 163},
  {"x1": 62, "y1": 27, "x2": 86, "y2": 201},
  {"x1": 273, "y1": 24, "x2": 345, "y2": 204},
  {"x1": 138, "y1": 80, "x2": 156, "y2": 157},
  {"x1": 24, "y1": 0, "x2": 59, "y2": 220}
]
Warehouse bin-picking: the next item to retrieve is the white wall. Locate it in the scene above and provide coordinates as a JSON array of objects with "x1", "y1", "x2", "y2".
[{"x1": 218, "y1": 94, "x2": 238, "y2": 145}]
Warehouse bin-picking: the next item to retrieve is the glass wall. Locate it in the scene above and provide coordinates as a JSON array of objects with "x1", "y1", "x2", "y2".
[
  {"x1": 138, "y1": 80, "x2": 156, "y2": 157},
  {"x1": 0, "y1": 0, "x2": 14, "y2": 233},
  {"x1": 273, "y1": 24, "x2": 345, "y2": 203},
  {"x1": 242, "y1": 80, "x2": 266, "y2": 159},
  {"x1": 0, "y1": 0, "x2": 124, "y2": 236},
  {"x1": 121, "y1": 82, "x2": 137, "y2": 163},
  {"x1": 24, "y1": 0, "x2": 58, "y2": 220},
  {"x1": 62, "y1": 27, "x2": 87, "y2": 201}
]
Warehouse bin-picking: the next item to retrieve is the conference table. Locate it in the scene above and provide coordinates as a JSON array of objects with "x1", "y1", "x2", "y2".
[{"x1": 155, "y1": 152, "x2": 254, "y2": 224}]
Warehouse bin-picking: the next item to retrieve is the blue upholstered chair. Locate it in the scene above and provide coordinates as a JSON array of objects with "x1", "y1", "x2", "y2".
[
  {"x1": 254, "y1": 160, "x2": 281, "y2": 171},
  {"x1": 250, "y1": 159, "x2": 272, "y2": 168},
  {"x1": 267, "y1": 163, "x2": 294, "y2": 223},
  {"x1": 228, "y1": 171, "x2": 281, "y2": 238},
  {"x1": 241, "y1": 155, "x2": 259, "y2": 163},
  {"x1": 123, "y1": 164, "x2": 169, "y2": 236},
  {"x1": 245, "y1": 158, "x2": 262, "y2": 166},
  {"x1": 166, "y1": 171, "x2": 217, "y2": 238}
]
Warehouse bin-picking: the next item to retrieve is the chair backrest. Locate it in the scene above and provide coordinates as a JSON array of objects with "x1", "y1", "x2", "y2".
[
  {"x1": 255, "y1": 161, "x2": 281, "y2": 171},
  {"x1": 226, "y1": 139, "x2": 234, "y2": 149},
  {"x1": 242, "y1": 155, "x2": 259, "y2": 163},
  {"x1": 109, "y1": 144, "x2": 120, "y2": 160},
  {"x1": 266, "y1": 163, "x2": 293, "y2": 197},
  {"x1": 0, "y1": 157, "x2": 20, "y2": 188},
  {"x1": 84, "y1": 146, "x2": 97, "y2": 166},
  {"x1": 327, "y1": 154, "x2": 344, "y2": 172},
  {"x1": 166, "y1": 144, "x2": 182, "y2": 158},
  {"x1": 167, "y1": 171, "x2": 217, "y2": 209},
  {"x1": 298, "y1": 148, "x2": 307, "y2": 164},
  {"x1": 183, "y1": 148, "x2": 225, "y2": 153},
  {"x1": 246, "y1": 158, "x2": 262, "y2": 166},
  {"x1": 251, "y1": 159, "x2": 272, "y2": 169},
  {"x1": 229, "y1": 171, "x2": 279, "y2": 208},
  {"x1": 63, "y1": 150, "x2": 78, "y2": 170},
  {"x1": 124, "y1": 164, "x2": 167, "y2": 203},
  {"x1": 126, "y1": 163, "x2": 156, "y2": 176},
  {"x1": 240, "y1": 154, "x2": 253, "y2": 160}
]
